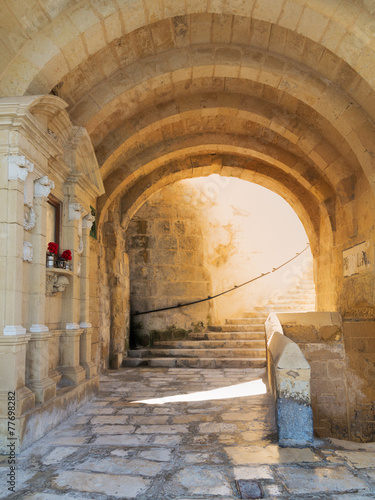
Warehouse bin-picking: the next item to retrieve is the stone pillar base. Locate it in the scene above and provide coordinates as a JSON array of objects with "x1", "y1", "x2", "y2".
[
  {"x1": 48, "y1": 368, "x2": 62, "y2": 385},
  {"x1": 27, "y1": 378, "x2": 56, "y2": 404},
  {"x1": 110, "y1": 352, "x2": 123, "y2": 369},
  {"x1": 26, "y1": 331, "x2": 57, "y2": 404},
  {"x1": 0, "y1": 386, "x2": 35, "y2": 417},
  {"x1": 81, "y1": 361, "x2": 97, "y2": 378},
  {"x1": 60, "y1": 365, "x2": 86, "y2": 385},
  {"x1": 79, "y1": 327, "x2": 97, "y2": 378},
  {"x1": 0, "y1": 387, "x2": 35, "y2": 454},
  {"x1": 60, "y1": 329, "x2": 86, "y2": 385}
]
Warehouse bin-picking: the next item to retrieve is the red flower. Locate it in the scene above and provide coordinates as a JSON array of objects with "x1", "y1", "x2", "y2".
[
  {"x1": 61, "y1": 250, "x2": 72, "y2": 261},
  {"x1": 47, "y1": 242, "x2": 58, "y2": 255}
]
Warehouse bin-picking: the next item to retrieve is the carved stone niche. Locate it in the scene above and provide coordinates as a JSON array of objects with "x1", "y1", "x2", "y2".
[{"x1": 46, "y1": 269, "x2": 73, "y2": 296}]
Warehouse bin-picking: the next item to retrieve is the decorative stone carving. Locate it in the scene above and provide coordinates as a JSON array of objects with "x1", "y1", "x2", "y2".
[
  {"x1": 82, "y1": 213, "x2": 95, "y2": 230},
  {"x1": 69, "y1": 202, "x2": 85, "y2": 221},
  {"x1": 47, "y1": 128, "x2": 58, "y2": 141},
  {"x1": 77, "y1": 235, "x2": 84, "y2": 255},
  {"x1": 77, "y1": 262, "x2": 81, "y2": 277},
  {"x1": 8, "y1": 156, "x2": 34, "y2": 182},
  {"x1": 46, "y1": 270, "x2": 70, "y2": 296},
  {"x1": 23, "y1": 241, "x2": 33, "y2": 262},
  {"x1": 23, "y1": 203, "x2": 36, "y2": 231},
  {"x1": 34, "y1": 176, "x2": 55, "y2": 198}
]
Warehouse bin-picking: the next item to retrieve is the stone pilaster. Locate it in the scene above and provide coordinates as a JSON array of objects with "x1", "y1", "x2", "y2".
[
  {"x1": 0, "y1": 155, "x2": 35, "y2": 452},
  {"x1": 1, "y1": 155, "x2": 33, "y2": 335},
  {"x1": 61, "y1": 192, "x2": 84, "y2": 329},
  {"x1": 79, "y1": 214, "x2": 97, "y2": 378},
  {"x1": 25, "y1": 176, "x2": 56, "y2": 403}
]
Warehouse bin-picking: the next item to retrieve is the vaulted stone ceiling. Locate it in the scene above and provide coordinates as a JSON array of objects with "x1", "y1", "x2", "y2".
[{"x1": 1, "y1": 0, "x2": 374, "y2": 250}]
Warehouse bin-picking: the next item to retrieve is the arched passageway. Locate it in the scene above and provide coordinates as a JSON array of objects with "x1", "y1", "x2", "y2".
[
  {"x1": 124, "y1": 176, "x2": 315, "y2": 348},
  {"x1": 1, "y1": 0, "x2": 375, "y2": 451}
]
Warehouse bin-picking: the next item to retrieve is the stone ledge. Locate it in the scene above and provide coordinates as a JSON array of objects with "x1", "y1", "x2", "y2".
[{"x1": 0, "y1": 375, "x2": 99, "y2": 454}]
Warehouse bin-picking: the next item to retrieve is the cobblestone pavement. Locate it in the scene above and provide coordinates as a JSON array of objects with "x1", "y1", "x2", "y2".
[{"x1": 1, "y1": 367, "x2": 375, "y2": 499}]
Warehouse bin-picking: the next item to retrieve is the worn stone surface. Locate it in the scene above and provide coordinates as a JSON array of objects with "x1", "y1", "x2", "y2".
[
  {"x1": 225, "y1": 443, "x2": 319, "y2": 465},
  {"x1": 277, "y1": 465, "x2": 370, "y2": 494},
  {"x1": 53, "y1": 470, "x2": 151, "y2": 498},
  {"x1": 1, "y1": 367, "x2": 375, "y2": 499}
]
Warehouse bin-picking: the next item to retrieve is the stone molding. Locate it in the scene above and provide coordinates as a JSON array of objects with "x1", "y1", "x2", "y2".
[
  {"x1": 79, "y1": 322, "x2": 92, "y2": 328},
  {"x1": 66, "y1": 323, "x2": 80, "y2": 330},
  {"x1": 30, "y1": 324, "x2": 49, "y2": 333},
  {"x1": 23, "y1": 241, "x2": 33, "y2": 262},
  {"x1": 8, "y1": 155, "x2": 34, "y2": 182},
  {"x1": 34, "y1": 176, "x2": 55, "y2": 198},
  {"x1": 3, "y1": 325, "x2": 27, "y2": 336}
]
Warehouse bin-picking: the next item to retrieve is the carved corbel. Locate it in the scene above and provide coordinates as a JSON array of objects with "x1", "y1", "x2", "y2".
[
  {"x1": 46, "y1": 272, "x2": 70, "y2": 296},
  {"x1": 34, "y1": 176, "x2": 55, "y2": 198},
  {"x1": 82, "y1": 213, "x2": 95, "y2": 230},
  {"x1": 8, "y1": 156, "x2": 34, "y2": 182},
  {"x1": 69, "y1": 202, "x2": 85, "y2": 221}
]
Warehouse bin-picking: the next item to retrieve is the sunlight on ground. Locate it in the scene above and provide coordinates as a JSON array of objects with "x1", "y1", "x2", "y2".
[{"x1": 131, "y1": 378, "x2": 267, "y2": 405}]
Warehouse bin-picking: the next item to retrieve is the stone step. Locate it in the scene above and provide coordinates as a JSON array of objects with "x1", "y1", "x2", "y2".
[
  {"x1": 153, "y1": 339, "x2": 266, "y2": 349},
  {"x1": 243, "y1": 312, "x2": 268, "y2": 319},
  {"x1": 189, "y1": 332, "x2": 265, "y2": 341},
  {"x1": 272, "y1": 295, "x2": 315, "y2": 301},
  {"x1": 255, "y1": 303, "x2": 314, "y2": 310},
  {"x1": 225, "y1": 318, "x2": 267, "y2": 325},
  {"x1": 209, "y1": 324, "x2": 265, "y2": 332},
  {"x1": 123, "y1": 357, "x2": 267, "y2": 369},
  {"x1": 128, "y1": 348, "x2": 266, "y2": 359}
]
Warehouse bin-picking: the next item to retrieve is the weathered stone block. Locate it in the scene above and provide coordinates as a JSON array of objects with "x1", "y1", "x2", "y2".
[{"x1": 277, "y1": 399, "x2": 314, "y2": 446}]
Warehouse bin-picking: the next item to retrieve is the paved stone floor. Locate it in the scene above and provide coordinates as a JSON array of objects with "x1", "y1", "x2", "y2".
[{"x1": 1, "y1": 367, "x2": 375, "y2": 499}]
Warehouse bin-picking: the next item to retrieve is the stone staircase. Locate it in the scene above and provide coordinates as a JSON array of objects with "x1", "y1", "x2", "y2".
[
  {"x1": 123, "y1": 313, "x2": 267, "y2": 368},
  {"x1": 255, "y1": 274, "x2": 316, "y2": 313},
  {"x1": 124, "y1": 273, "x2": 316, "y2": 368}
]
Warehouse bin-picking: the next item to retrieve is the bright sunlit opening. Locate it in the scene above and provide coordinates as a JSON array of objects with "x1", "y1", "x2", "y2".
[{"x1": 131, "y1": 378, "x2": 267, "y2": 405}]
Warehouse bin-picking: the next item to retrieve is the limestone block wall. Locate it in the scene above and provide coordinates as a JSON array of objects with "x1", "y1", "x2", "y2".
[
  {"x1": 343, "y1": 320, "x2": 375, "y2": 442},
  {"x1": 126, "y1": 184, "x2": 211, "y2": 346},
  {"x1": 316, "y1": 172, "x2": 375, "y2": 315}
]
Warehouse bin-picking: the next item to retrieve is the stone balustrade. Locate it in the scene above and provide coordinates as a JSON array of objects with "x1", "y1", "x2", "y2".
[{"x1": 265, "y1": 313, "x2": 314, "y2": 447}]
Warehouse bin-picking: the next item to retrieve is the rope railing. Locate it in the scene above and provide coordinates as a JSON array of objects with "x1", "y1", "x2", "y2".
[{"x1": 132, "y1": 243, "x2": 311, "y2": 316}]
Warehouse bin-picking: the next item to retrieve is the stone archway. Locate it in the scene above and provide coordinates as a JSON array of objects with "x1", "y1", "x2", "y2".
[{"x1": 1, "y1": 0, "x2": 375, "y2": 448}]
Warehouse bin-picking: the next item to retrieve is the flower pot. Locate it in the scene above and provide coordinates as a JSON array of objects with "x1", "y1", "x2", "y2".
[{"x1": 46, "y1": 254, "x2": 55, "y2": 268}]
